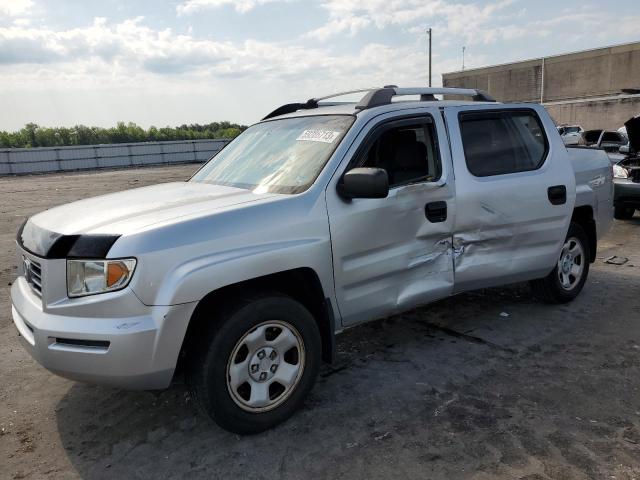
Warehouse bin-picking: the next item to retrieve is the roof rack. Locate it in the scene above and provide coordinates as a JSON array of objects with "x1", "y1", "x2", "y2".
[{"x1": 261, "y1": 86, "x2": 496, "y2": 120}]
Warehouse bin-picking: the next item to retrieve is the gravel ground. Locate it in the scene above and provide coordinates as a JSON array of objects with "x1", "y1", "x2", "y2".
[{"x1": 1, "y1": 165, "x2": 640, "y2": 480}]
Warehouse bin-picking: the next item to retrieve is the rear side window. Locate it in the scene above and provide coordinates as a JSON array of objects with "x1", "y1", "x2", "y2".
[{"x1": 459, "y1": 110, "x2": 548, "y2": 177}]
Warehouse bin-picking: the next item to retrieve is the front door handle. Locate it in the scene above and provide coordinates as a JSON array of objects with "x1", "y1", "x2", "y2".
[
  {"x1": 548, "y1": 185, "x2": 567, "y2": 205},
  {"x1": 425, "y1": 201, "x2": 447, "y2": 222}
]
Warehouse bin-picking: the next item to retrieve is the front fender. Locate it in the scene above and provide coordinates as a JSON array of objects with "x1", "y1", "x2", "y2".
[{"x1": 143, "y1": 237, "x2": 334, "y2": 306}]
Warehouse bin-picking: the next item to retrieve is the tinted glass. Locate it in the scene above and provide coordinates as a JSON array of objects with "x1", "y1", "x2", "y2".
[
  {"x1": 191, "y1": 115, "x2": 354, "y2": 194},
  {"x1": 601, "y1": 131, "x2": 623, "y2": 143},
  {"x1": 460, "y1": 111, "x2": 547, "y2": 177},
  {"x1": 360, "y1": 122, "x2": 441, "y2": 187}
]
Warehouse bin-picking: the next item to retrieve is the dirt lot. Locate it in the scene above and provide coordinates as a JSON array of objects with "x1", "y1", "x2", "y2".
[{"x1": 1, "y1": 165, "x2": 640, "y2": 480}]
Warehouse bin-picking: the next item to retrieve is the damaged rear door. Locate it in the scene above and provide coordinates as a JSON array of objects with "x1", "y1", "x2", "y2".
[
  {"x1": 443, "y1": 105, "x2": 575, "y2": 292},
  {"x1": 327, "y1": 109, "x2": 455, "y2": 326}
]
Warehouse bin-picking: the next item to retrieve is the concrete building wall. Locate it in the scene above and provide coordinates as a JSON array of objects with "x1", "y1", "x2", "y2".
[
  {"x1": 443, "y1": 41, "x2": 640, "y2": 130},
  {"x1": 545, "y1": 95, "x2": 640, "y2": 131}
]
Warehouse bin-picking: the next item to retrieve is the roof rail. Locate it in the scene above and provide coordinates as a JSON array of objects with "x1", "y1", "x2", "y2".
[
  {"x1": 355, "y1": 87, "x2": 496, "y2": 110},
  {"x1": 261, "y1": 99, "x2": 318, "y2": 121},
  {"x1": 262, "y1": 86, "x2": 496, "y2": 120},
  {"x1": 261, "y1": 89, "x2": 378, "y2": 120}
]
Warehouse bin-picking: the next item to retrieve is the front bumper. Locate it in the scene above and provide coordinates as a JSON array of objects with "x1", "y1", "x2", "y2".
[
  {"x1": 614, "y1": 178, "x2": 640, "y2": 209},
  {"x1": 11, "y1": 277, "x2": 197, "y2": 390}
]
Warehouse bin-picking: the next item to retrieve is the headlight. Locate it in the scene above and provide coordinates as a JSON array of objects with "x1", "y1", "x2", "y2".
[
  {"x1": 613, "y1": 164, "x2": 629, "y2": 179},
  {"x1": 67, "y1": 258, "x2": 136, "y2": 298}
]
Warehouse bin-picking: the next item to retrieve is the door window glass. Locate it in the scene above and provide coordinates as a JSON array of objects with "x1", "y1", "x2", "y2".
[
  {"x1": 459, "y1": 110, "x2": 548, "y2": 177},
  {"x1": 360, "y1": 122, "x2": 441, "y2": 187}
]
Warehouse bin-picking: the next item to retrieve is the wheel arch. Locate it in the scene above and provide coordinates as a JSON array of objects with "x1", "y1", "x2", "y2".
[
  {"x1": 178, "y1": 267, "x2": 336, "y2": 371},
  {"x1": 571, "y1": 205, "x2": 597, "y2": 263}
]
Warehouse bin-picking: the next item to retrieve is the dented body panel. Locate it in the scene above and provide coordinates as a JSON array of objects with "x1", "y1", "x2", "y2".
[
  {"x1": 326, "y1": 107, "x2": 456, "y2": 326},
  {"x1": 444, "y1": 104, "x2": 577, "y2": 292}
]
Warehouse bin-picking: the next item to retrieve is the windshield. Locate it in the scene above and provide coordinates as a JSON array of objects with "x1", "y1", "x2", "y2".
[{"x1": 191, "y1": 115, "x2": 354, "y2": 194}]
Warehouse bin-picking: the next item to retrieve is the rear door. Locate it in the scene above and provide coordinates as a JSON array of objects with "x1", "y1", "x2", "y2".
[
  {"x1": 443, "y1": 105, "x2": 576, "y2": 292},
  {"x1": 326, "y1": 109, "x2": 455, "y2": 326}
]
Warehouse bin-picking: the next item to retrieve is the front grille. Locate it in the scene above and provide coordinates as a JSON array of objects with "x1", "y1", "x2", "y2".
[
  {"x1": 630, "y1": 168, "x2": 640, "y2": 183},
  {"x1": 23, "y1": 256, "x2": 42, "y2": 296}
]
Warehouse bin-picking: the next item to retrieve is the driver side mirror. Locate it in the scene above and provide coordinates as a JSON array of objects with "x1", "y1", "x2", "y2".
[
  {"x1": 338, "y1": 167, "x2": 389, "y2": 199},
  {"x1": 619, "y1": 145, "x2": 630, "y2": 154}
]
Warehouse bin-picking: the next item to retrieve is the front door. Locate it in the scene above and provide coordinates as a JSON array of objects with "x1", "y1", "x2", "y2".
[{"x1": 326, "y1": 110, "x2": 456, "y2": 326}]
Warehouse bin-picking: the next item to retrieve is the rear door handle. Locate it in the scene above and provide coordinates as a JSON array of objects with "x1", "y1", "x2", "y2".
[
  {"x1": 547, "y1": 185, "x2": 567, "y2": 205},
  {"x1": 425, "y1": 201, "x2": 447, "y2": 222}
]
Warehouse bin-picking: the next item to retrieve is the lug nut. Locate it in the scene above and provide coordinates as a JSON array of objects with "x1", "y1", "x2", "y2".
[
  {"x1": 251, "y1": 364, "x2": 259, "y2": 373},
  {"x1": 270, "y1": 364, "x2": 278, "y2": 373},
  {"x1": 257, "y1": 350, "x2": 265, "y2": 359},
  {"x1": 269, "y1": 350, "x2": 277, "y2": 360},
  {"x1": 259, "y1": 372, "x2": 267, "y2": 381}
]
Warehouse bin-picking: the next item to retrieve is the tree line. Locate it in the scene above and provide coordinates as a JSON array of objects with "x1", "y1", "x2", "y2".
[{"x1": 0, "y1": 121, "x2": 247, "y2": 149}]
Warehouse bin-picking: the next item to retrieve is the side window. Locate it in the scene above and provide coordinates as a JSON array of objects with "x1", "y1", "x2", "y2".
[
  {"x1": 360, "y1": 122, "x2": 441, "y2": 187},
  {"x1": 459, "y1": 110, "x2": 548, "y2": 177},
  {"x1": 601, "y1": 131, "x2": 623, "y2": 143}
]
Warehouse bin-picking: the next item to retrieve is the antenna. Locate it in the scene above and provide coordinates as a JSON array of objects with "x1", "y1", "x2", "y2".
[{"x1": 462, "y1": 46, "x2": 466, "y2": 71}]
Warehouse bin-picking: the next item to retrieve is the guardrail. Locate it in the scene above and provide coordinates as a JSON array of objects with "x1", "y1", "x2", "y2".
[{"x1": 0, "y1": 138, "x2": 230, "y2": 175}]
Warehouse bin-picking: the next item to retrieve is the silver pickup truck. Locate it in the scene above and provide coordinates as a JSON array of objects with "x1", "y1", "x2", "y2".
[{"x1": 11, "y1": 87, "x2": 613, "y2": 434}]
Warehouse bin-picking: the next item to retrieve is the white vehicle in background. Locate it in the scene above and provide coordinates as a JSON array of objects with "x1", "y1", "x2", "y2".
[{"x1": 557, "y1": 125, "x2": 583, "y2": 146}]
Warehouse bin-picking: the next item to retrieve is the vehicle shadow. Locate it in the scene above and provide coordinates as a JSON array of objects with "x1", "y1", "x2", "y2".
[{"x1": 55, "y1": 268, "x2": 640, "y2": 479}]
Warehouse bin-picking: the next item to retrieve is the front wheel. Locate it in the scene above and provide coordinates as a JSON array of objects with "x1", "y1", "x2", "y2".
[
  {"x1": 187, "y1": 293, "x2": 321, "y2": 434},
  {"x1": 530, "y1": 222, "x2": 590, "y2": 303}
]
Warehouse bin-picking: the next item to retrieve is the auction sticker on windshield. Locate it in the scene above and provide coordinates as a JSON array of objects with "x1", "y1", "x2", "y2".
[{"x1": 296, "y1": 130, "x2": 341, "y2": 143}]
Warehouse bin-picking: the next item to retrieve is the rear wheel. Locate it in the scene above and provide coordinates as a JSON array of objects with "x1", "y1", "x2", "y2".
[
  {"x1": 614, "y1": 205, "x2": 635, "y2": 220},
  {"x1": 530, "y1": 222, "x2": 590, "y2": 303},
  {"x1": 187, "y1": 293, "x2": 321, "y2": 434}
]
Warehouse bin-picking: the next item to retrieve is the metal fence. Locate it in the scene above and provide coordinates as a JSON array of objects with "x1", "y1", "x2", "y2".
[{"x1": 0, "y1": 139, "x2": 230, "y2": 175}]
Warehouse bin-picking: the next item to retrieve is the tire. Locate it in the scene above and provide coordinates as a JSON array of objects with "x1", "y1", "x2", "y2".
[
  {"x1": 614, "y1": 205, "x2": 635, "y2": 220},
  {"x1": 530, "y1": 222, "x2": 590, "y2": 304},
  {"x1": 187, "y1": 293, "x2": 321, "y2": 434}
]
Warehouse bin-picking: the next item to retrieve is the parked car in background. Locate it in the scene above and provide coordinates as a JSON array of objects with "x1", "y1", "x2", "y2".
[
  {"x1": 557, "y1": 125, "x2": 583, "y2": 146},
  {"x1": 613, "y1": 115, "x2": 640, "y2": 219},
  {"x1": 580, "y1": 129, "x2": 628, "y2": 153},
  {"x1": 11, "y1": 86, "x2": 613, "y2": 434}
]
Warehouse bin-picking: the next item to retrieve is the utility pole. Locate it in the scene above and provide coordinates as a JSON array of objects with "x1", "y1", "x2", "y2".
[
  {"x1": 427, "y1": 28, "x2": 432, "y2": 87},
  {"x1": 540, "y1": 57, "x2": 545, "y2": 103},
  {"x1": 462, "y1": 46, "x2": 466, "y2": 71}
]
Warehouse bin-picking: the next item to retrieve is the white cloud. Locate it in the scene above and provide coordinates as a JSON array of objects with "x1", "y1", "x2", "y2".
[
  {"x1": 306, "y1": 0, "x2": 517, "y2": 44},
  {"x1": 305, "y1": 15, "x2": 370, "y2": 41},
  {"x1": 0, "y1": 17, "x2": 378, "y2": 85},
  {"x1": 2, "y1": 1, "x2": 640, "y2": 130},
  {"x1": 0, "y1": 15, "x2": 432, "y2": 83},
  {"x1": 0, "y1": 0, "x2": 34, "y2": 18},
  {"x1": 0, "y1": 16, "x2": 450, "y2": 130},
  {"x1": 176, "y1": 0, "x2": 288, "y2": 15}
]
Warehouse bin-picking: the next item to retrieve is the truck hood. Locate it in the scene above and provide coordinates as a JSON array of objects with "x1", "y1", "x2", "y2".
[
  {"x1": 20, "y1": 182, "x2": 278, "y2": 257},
  {"x1": 625, "y1": 115, "x2": 640, "y2": 153}
]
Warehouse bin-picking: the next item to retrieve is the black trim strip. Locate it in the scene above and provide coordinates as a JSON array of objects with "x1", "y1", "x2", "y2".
[
  {"x1": 55, "y1": 338, "x2": 110, "y2": 349},
  {"x1": 17, "y1": 221, "x2": 120, "y2": 259},
  {"x1": 323, "y1": 298, "x2": 336, "y2": 364}
]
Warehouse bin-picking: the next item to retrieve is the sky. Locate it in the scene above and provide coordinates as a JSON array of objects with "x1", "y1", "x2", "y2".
[{"x1": 0, "y1": 0, "x2": 639, "y2": 130}]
